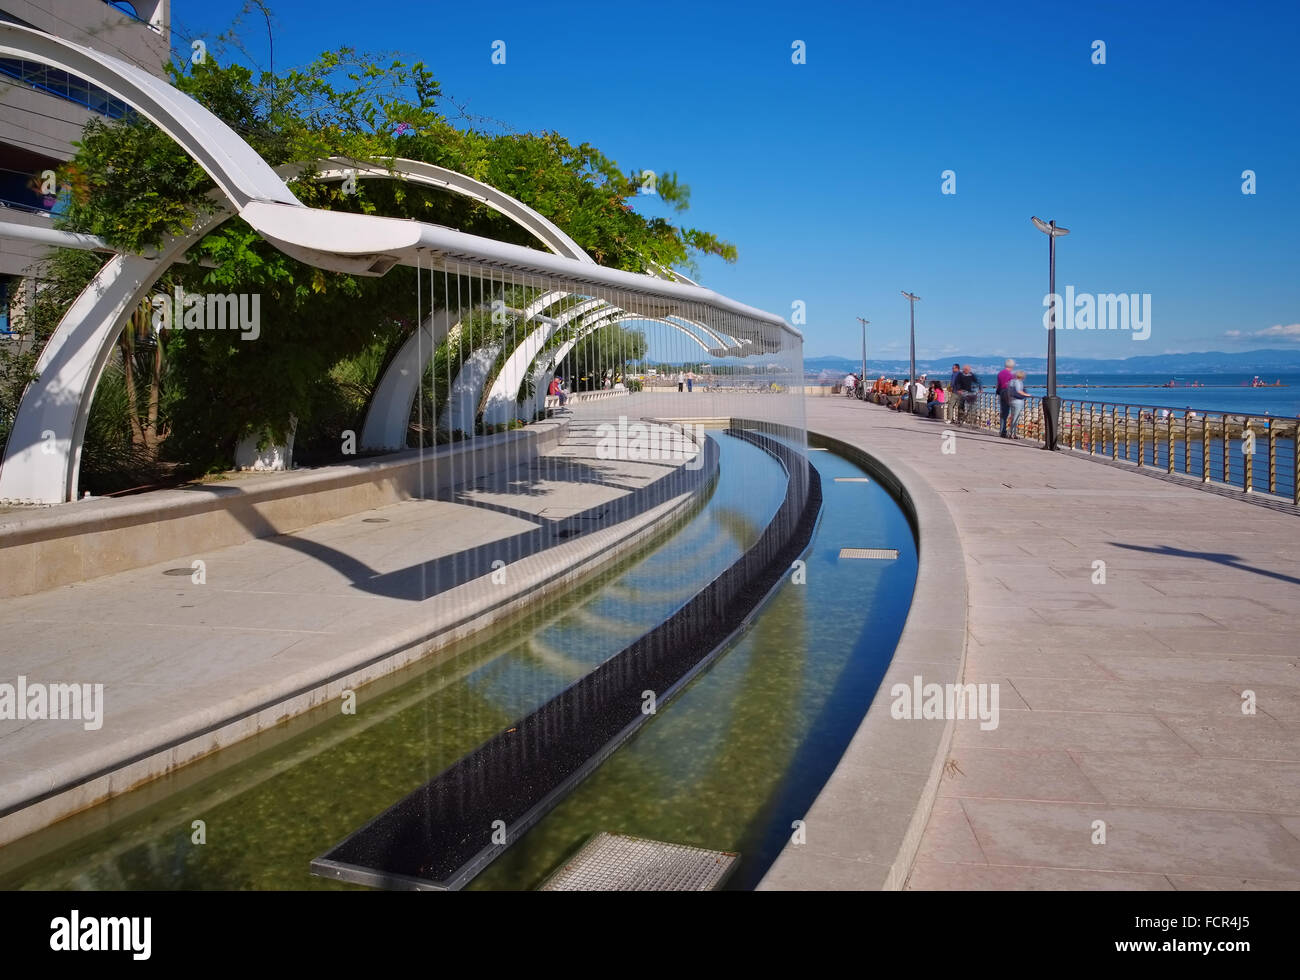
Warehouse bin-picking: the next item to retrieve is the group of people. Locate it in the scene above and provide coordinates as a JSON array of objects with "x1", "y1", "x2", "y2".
[{"x1": 848, "y1": 359, "x2": 1032, "y2": 437}]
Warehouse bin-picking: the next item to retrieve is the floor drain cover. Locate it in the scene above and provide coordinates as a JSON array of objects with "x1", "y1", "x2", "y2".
[
  {"x1": 839, "y1": 548, "x2": 899, "y2": 560},
  {"x1": 362, "y1": 518, "x2": 389, "y2": 523},
  {"x1": 538, "y1": 833, "x2": 738, "y2": 891},
  {"x1": 833, "y1": 477, "x2": 870, "y2": 483},
  {"x1": 162, "y1": 567, "x2": 192, "y2": 576}
]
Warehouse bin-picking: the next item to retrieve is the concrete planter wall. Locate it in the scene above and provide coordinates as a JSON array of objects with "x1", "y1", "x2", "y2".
[{"x1": 0, "y1": 420, "x2": 568, "y2": 598}]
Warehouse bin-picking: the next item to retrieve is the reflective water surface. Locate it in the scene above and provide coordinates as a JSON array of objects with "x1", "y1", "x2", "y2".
[{"x1": 0, "y1": 434, "x2": 915, "y2": 890}]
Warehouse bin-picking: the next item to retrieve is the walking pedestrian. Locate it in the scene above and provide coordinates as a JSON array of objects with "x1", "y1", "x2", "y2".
[
  {"x1": 954, "y1": 365, "x2": 982, "y2": 423},
  {"x1": 996, "y1": 359, "x2": 1016, "y2": 437},
  {"x1": 946, "y1": 364, "x2": 961, "y2": 422},
  {"x1": 1007, "y1": 370, "x2": 1028, "y2": 438}
]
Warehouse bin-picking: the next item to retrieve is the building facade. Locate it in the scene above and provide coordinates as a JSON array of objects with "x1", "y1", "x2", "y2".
[{"x1": 1, "y1": 0, "x2": 170, "y2": 331}]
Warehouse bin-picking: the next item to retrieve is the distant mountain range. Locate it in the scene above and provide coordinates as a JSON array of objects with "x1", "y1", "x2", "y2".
[{"x1": 805, "y1": 349, "x2": 1300, "y2": 377}]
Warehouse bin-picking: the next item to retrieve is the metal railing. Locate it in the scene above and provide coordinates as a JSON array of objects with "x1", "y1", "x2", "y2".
[{"x1": 941, "y1": 391, "x2": 1299, "y2": 506}]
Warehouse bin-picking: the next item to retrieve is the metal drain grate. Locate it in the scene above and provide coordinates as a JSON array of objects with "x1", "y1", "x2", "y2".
[
  {"x1": 538, "y1": 833, "x2": 738, "y2": 891},
  {"x1": 839, "y1": 547, "x2": 899, "y2": 560},
  {"x1": 833, "y1": 477, "x2": 870, "y2": 483}
]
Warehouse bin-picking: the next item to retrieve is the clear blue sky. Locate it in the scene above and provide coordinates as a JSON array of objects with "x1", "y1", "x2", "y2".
[{"x1": 171, "y1": 0, "x2": 1299, "y2": 360}]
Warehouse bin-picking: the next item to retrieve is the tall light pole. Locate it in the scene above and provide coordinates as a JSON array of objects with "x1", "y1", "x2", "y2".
[
  {"x1": 1031, "y1": 217, "x2": 1070, "y2": 449},
  {"x1": 901, "y1": 292, "x2": 920, "y2": 406},
  {"x1": 855, "y1": 316, "x2": 869, "y2": 388}
]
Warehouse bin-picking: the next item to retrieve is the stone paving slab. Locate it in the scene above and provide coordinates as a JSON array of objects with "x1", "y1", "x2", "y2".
[{"x1": 803, "y1": 398, "x2": 1300, "y2": 890}]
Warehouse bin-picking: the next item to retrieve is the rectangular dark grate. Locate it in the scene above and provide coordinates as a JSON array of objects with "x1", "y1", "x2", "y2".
[
  {"x1": 838, "y1": 547, "x2": 899, "y2": 560},
  {"x1": 538, "y1": 833, "x2": 738, "y2": 891}
]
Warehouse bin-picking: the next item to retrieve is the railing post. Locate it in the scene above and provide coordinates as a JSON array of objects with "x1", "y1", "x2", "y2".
[
  {"x1": 1243, "y1": 421, "x2": 1253, "y2": 493},
  {"x1": 1222, "y1": 416, "x2": 1230, "y2": 485},
  {"x1": 1294, "y1": 427, "x2": 1300, "y2": 506},
  {"x1": 1183, "y1": 413, "x2": 1191, "y2": 475},
  {"x1": 1202, "y1": 415, "x2": 1210, "y2": 483},
  {"x1": 1087, "y1": 403, "x2": 1095, "y2": 455},
  {"x1": 1268, "y1": 419, "x2": 1277, "y2": 495},
  {"x1": 1110, "y1": 405, "x2": 1118, "y2": 459},
  {"x1": 1123, "y1": 405, "x2": 1131, "y2": 460},
  {"x1": 1137, "y1": 409, "x2": 1144, "y2": 467},
  {"x1": 1166, "y1": 411, "x2": 1175, "y2": 473}
]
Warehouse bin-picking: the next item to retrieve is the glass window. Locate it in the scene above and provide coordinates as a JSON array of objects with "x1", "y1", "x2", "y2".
[
  {"x1": 0, "y1": 277, "x2": 13, "y2": 336},
  {"x1": 0, "y1": 57, "x2": 133, "y2": 120}
]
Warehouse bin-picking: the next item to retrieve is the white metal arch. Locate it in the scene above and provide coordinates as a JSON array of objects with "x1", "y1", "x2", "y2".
[
  {"x1": 0, "y1": 24, "x2": 796, "y2": 499},
  {"x1": 286, "y1": 159, "x2": 594, "y2": 265},
  {"x1": 661, "y1": 314, "x2": 736, "y2": 353},
  {"x1": 0, "y1": 152, "x2": 596, "y2": 497},
  {"x1": 0, "y1": 210, "x2": 230, "y2": 503},
  {"x1": 427, "y1": 289, "x2": 567, "y2": 437},
  {"x1": 358, "y1": 287, "x2": 577, "y2": 449},
  {"x1": 0, "y1": 22, "x2": 297, "y2": 211},
  {"x1": 530, "y1": 315, "x2": 714, "y2": 419},
  {"x1": 479, "y1": 297, "x2": 609, "y2": 425},
  {"x1": 570, "y1": 315, "x2": 714, "y2": 360}
]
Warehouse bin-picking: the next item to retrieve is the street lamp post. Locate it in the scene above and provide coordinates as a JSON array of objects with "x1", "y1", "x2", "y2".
[
  {"x1": 1031, "y1": 216, "x2": 1070, "y2": 449},
  {"x1": 855, "y1": 316, "x2": 869, "y2": 390},
  {"x1": 901, "y1": 291, "x2": 920, "y2": 412}
]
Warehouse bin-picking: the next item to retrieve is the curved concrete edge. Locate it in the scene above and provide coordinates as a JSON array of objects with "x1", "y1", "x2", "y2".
[
  {"x1": 756, "y1": 428, "x2": 968, "y2": 891},
  {"x1": 0, "y1": 441, "x2": 721, "y2": 847}
]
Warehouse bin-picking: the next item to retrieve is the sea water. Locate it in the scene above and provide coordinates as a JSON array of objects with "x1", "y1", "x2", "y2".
[{"x1": 1021, "y1": 373, "x2": 1300, "y2": 418}]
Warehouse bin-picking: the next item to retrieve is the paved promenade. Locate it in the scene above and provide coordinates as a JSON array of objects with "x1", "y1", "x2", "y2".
[
  {"x1": 805, "y1": 397, "x2": 1300, "y2": 890},
  {"x1": 4, "y1": 390, "x2": 1297, "y2": 888}
]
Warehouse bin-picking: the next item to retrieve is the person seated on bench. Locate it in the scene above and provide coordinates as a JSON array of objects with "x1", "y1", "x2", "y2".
[{"x1": 548, "y1": 376, "x2": 568, "y2": 409}]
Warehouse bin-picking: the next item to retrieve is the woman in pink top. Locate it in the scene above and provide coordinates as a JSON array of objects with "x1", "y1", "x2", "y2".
[{"x1": 929, "y1": 383, "x2": 946, "y2": 419}]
